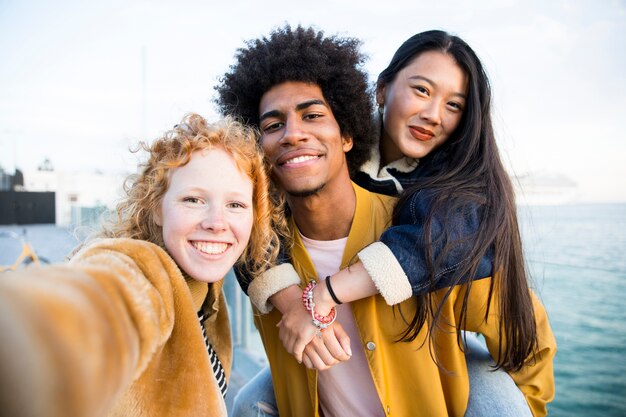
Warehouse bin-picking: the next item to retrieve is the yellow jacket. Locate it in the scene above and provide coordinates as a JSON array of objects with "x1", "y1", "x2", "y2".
[
  {"x1": 254, "y1": 183, "x2": 556, "y2": 417},
  {"x1": 0, "y1": 238, "x2": 231, "y2": 417}
]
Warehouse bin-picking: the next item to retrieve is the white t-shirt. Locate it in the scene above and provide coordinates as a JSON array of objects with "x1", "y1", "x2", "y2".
[{"x1": 299, "y1": 233, "x2": 385, "y2": 417}]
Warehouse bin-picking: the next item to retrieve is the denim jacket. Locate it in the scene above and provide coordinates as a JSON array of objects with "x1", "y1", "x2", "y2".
[{"x1": 354, "y1": 147, "x2": 493, "y2": 304}]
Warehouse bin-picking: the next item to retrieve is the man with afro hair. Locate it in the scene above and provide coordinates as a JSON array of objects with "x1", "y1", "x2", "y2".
[
  {"x1": 215, "y1": 25, "x2": 399, "y2": 417},
  {"x1": 215, "y1": 25, "x2": 376, "y2": 177}
]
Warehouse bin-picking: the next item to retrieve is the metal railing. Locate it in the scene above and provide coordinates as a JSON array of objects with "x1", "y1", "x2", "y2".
[{"x1": 0, "y1": 229, "x2": 49, "y2": 272}]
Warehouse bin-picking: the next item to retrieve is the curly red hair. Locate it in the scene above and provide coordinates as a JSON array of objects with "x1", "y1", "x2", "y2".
[{"x1": 100, "y1": 113, "x2": 285, "y2": 279}]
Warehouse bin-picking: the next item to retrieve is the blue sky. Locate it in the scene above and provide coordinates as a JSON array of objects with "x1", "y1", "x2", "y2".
[{"x1": 1, "y1": 0, "x2": 625, "y2": 202}]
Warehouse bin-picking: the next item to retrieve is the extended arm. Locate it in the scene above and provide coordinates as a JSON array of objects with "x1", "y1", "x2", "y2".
[{"x1": 0, "y1": 239, "x2": 180, "y2": 417}]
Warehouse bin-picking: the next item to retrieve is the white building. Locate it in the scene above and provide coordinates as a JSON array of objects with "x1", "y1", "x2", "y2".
[{"x1": 23, "y1": 169, "x2": 125, "y2": 227}]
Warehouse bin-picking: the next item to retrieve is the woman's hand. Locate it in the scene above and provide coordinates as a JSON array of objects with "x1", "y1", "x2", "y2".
[
  {"x1": 301, "y1": 323, "x2": 352, "y2": 371},
  {"x1": 270, "y1": 282, "x2": 353, "y2": 368},
  {"x1": 276, "y1": 294, "x2": 320, "y2": 362},
  {"x1": 270, "y1": 285, "x2": 317, "y2": 361},
  {"x1": 274, "y1": 284, "x2": 350, "y2": 366}
]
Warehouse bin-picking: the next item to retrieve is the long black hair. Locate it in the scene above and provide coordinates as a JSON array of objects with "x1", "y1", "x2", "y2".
[{"x1": 380, "y1": 30, "x2": 537, "y2": 372}]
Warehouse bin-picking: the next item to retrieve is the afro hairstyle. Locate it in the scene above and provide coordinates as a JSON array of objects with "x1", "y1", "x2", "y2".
[{"x1": 215, "y1": 25, "x2": 376, "y2": 176}]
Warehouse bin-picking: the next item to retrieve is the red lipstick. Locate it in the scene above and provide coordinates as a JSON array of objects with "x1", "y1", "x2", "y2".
[{"x1": 409, "y1": 126, "x2": 435, "y2": 142}]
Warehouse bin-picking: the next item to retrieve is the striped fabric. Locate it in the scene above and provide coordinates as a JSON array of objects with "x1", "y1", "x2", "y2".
[{"x1": 197, "y1": 308, "x2": 228, "y2": 398}]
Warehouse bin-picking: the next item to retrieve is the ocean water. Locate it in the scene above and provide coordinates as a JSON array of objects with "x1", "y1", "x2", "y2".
[{"x1": 519, "y1": 203, "x2": 626, "y2": 416}]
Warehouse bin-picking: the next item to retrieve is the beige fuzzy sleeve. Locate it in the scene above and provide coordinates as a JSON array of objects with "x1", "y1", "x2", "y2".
[
  {"x1": 358, "y1": 241, "x2": 413, "y2": 305},
  {"x1": 248, "y1": 263, "x2": 301, "y2": 314}
]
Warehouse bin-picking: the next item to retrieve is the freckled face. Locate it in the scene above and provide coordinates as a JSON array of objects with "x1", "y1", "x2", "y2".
[
  {"x1": 379, "y1": 50, "x2": 468, "y2": 164},
  {"x1": 157, "y1": 148, "x2": 254, "y2": 283}
]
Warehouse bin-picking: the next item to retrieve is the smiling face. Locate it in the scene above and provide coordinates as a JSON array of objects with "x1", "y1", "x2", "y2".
[
  {"x1": 378, "y1": 50, "x2": 468, "y2": 165},
  {"x1": 258, "y1": 81, "x2": 353, "y2": 197},
  {"x1": 156, "y1": 148, "x2": 254, "y2": 283}
]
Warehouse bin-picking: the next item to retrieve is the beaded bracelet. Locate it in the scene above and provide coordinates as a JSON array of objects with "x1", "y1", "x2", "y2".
[{"x1": 302, "y1": 280, "x2": 337, "y2": 337}]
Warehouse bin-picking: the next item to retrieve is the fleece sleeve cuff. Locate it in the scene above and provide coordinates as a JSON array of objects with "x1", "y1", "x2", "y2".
[
  {"x1": 248, "y1": 263, "x2": 301, "y2": 314},
  {"x1": 358, "y1": 241, "x2": 413, "y2": 305}
]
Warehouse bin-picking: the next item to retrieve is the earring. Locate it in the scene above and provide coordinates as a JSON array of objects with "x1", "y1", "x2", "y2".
[{"x1": 378, "y1": 104, "x2": 384, "y2": 115}]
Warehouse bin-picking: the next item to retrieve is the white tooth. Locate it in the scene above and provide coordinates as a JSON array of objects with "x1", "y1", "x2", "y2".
[
  {"x1": 286, "y1": 155, "x2": 317, "y2": 164},
  {"x1": 193, "y1": 241, "x2": 228, "y2": 255}
]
